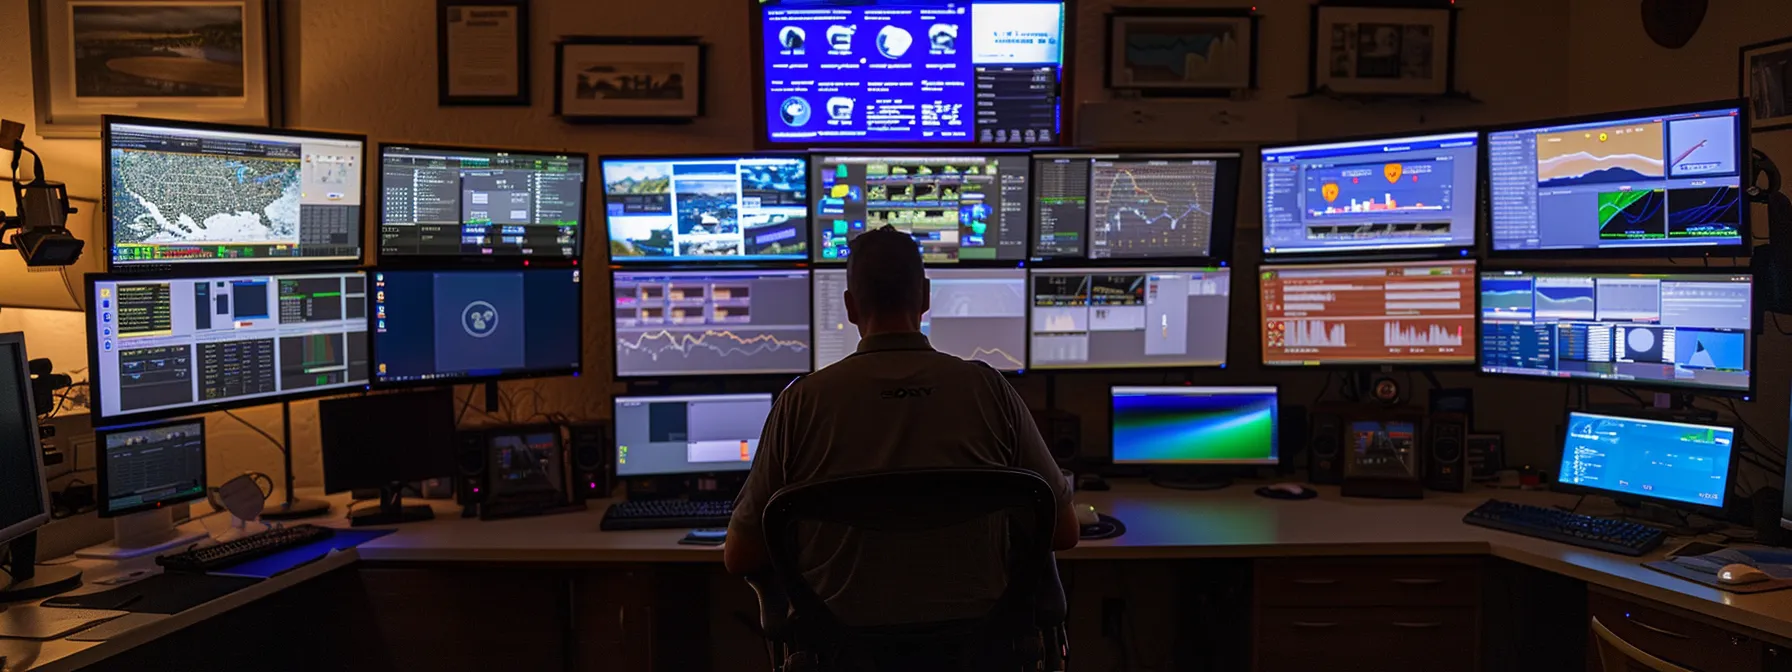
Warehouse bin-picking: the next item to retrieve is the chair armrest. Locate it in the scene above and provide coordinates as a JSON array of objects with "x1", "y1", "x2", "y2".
[{"x1": 744, "y1": 573, "x2": 792, "y2": 641}]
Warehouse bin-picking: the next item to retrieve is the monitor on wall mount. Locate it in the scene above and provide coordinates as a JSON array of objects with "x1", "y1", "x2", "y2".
[
  {"x1": 602, "y1": 154, "x2": 810, "y2": 264},
  {"x1": 378, "y1": 143, "x2": 588, "y2": 260},
  {"x1": 1259, "y1": 259, "x2": 1477, "y2": 367},
  {"x1": 1260, "y1": 131, "x2": 1479, "y2": 257}
]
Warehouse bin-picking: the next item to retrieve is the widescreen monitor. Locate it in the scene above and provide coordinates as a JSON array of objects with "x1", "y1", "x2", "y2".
[
  {"x1": 1260, "y1": 131, "x2": 1479, "y2": 256},
  {"x1": 372, "y1": 268, "x2": 582, "y2": 385},
  {"x1": 813, "y1": 153, "x2": 1030, "y2": 263},
  {"x1": 1556, "y1": 411, "x2": 1734, "y2": 512},
  {"x1": 104, "y1": 117, "x2": 364, "y2": 268},
  {"x1": 1260, "y1": 259, "x2": 1476, "y2": 366},
  {"x1": 1029, "y1": 267, "x2": 1230, "y2": 370},
  {"x1": 613, "y1": 269, "x2": 812, "y2": 378},
  {"x1": 89, "y1": 271, "x2": 370, "y2": 425},
  {"x1": 1031, "y1": 152, "x2": 1243, "y2": 261},
  {"x1": 813, "y1": 267, "x2": 1026, "y2": 371},
  {"x1": 0, "y1": 334, "x2": 49, "y2": 547},
  {"x1": 1479, "y1": 269, "x2": 1753, "y2": 394},
  {"x1": 757, "y1": 0, "x2": 1065, "y2": 145},
  {"x1": 614, "y1": 393, "x2": 773, "y2": 476},
  {"x1": 379, "y1": 144, "x2": 587, "y2": 259},
  {"x1": 1110, "y1": 386, "x2": 1279, "y2": 464},
  {"x1": 96, "y1": 418, "x2": 206, "y2": 518},
  {"x1": 1487, "y1": 102, "x2": 1747, "y2": 255},
  {"x1": 602, "y1": 154, "x2": 808, "y2": 263}
]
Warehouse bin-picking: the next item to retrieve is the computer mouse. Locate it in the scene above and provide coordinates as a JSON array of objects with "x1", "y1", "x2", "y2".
[
  {"x1": 1718, "y1": 563, "x2": 1770, "y2": 585},
  {"x1": 1254, "y1": 483, "x2": 1318, "y2": 500},
  {"x1": 1074, "y1": 503, "x2": 1100, "y2": 527}
]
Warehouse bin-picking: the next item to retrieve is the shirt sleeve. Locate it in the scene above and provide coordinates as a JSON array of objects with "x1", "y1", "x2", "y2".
[
  {"x1": 999, "y1": 376, "x2": 1073, "y2": 510},
  {"x1": 730, "y1": 388, "x2": 794, "y2": 540}
]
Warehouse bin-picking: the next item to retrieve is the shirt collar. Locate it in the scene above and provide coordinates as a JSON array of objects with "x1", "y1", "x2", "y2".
[{"x1": 855, "y1": 332, "x2": 934, "y2": 354}]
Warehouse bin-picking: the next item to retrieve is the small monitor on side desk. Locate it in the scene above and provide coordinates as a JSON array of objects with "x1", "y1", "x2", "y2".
[
  {"x1": 813, "y1": 267, "x2": 1027, "y2": 372},
  {"x1": 1556, "y1": 411, "x2": 1734, "y2": 514},
  {"x1": 614, "y1": 393, "x2": 772, "y2": 478},
  {"x1": 379, "y1": 144, "x2": 588, "y2": 259},
  {"x1": 1260, "y1": 259, "x2": 1477, "y2": 366},
  {"x1": 1029, "y1": 152, "x2": 1243, "y2": 261},
  {"x1": 78, "y1": 418, "x2": 211, "y2": 560},
  {"x1": 1029, "y1": 267, "x2": 1230, "y2": 370},
  {"x1": 1260, "y1": 132, "x2": 1479, "y2": 257},
  {"x1": 319, "y1": 388, "x2": 457, "y2": 526},
  {"x1": 614, "y1": 269, "x2": 812, "y2": 378},
  {"x1": 0, "y1": 333, "x2": 81, "y2": 601},
  {"x1": 372, "y1": 267, "x2": 582, "y2": 385},
  {"x1": 1110, "y1": 386, "x2": 1279, "y2": 490}
]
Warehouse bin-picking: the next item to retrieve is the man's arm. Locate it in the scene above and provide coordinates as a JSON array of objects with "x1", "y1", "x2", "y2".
[
  {"x1": 725, "y1": 391, "x2": 794, "y2": 575},
  {"x1": 1000, "y1": 378, "x2": 1079, "y2": 551}
]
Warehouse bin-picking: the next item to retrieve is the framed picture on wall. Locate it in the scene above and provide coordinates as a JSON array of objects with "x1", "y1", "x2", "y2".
[
  {"x1": 1741, "y1": 35, "x2": 1792, "y2": 133},
  {"x1": 27, "y1": 0, "x2": 281, "y2": 138},
  {"x1": 1105, "y1": 8, "x2": 1259, "y2": 95},
  {"x1": 1307, "y1": 0, "x2": 1457, "y2": 97},
  {"x1": 553, "y1": 37, "x2": 705, "y2": 123},
  {"x1": 436, "y1": 0, "x2": 530, "y2": 106}
]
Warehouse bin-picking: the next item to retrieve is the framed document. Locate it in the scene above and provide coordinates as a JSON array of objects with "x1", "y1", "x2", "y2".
[{"x1": 437, "y1": 0, "x2": 530, "y2": 106}]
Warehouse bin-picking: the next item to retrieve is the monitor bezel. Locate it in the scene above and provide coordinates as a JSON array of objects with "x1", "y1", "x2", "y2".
[
  {"x1": 610, "y1": 267, "x2": 816, "y2": 381},
  {"x1": 1024, "y1": 150, "x2": 1245, "y2": 266},
  {"x1": 1551, "y1": 409, "x2": 1736, "y2": 514},
  {"x1": 95, "y1": 416, "x2": 208, "y2": 519},
  {"x1": 367, "y1": 266, "x2": 585, "y2": 390},
  {"x1": 1025, "y1": 265, "x2": 1231, "y2": 372},
  {"x1": 611, "y1": 392, "x2": 774, "y2": 477},
  {"x1": 811, "y1": 265, "x2": 1030, "y2": 373},
  {"x1": 0, "y1": 332, "x2": 51, "y2": 546},
  {"x1": 374, "y1": 141, "x2": 591, "y2": 265},
  {"x1": 809, "y1": 149, "x2": 1041, "y2": 268},
  {"x1": 1107, "y1": 384, "x2": 1280, "y2": 466},
  {"x1": 1474, "y1": 265, "x2": 1758, "y2": 399},
  {"x1": 747, "y1": 0, "x2": 1077, "y2": 150},
  {"x1": 1257, "y1": 258, "x2": 1482, "y2": 369},
  {"x1": 101, "y1": 114, "x2": 370, "y2": 274},
  {"x1": 599, "y1": 152, "x2": 814, "y2": 265},
  {"x1": 1258, "y1": 127, "x2": 1484, "y2": 260},
  {"x1": 85, "y1": 269, "x2": 374, "y2": 428},
  {"x1": 1481, "y1": 99, "x2": 1753, "y2": 260}
]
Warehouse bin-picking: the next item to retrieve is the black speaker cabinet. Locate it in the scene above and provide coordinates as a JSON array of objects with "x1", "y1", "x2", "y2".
[
  {"x1": 568, "y1": 422, "x2": 615, "y2": 502},
  {"x1": 454, "y1": 431, "x2": 487, "y2": 510},
  {"x1": 1308, "y1": 412, "x2": 1344, "y2": 484},
  {"x1": 1423, "y1": 413, "x2": 1469, "y2": 492}
]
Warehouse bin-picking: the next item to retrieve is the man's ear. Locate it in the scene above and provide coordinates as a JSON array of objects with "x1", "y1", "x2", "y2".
[
  {"x1": 919, "y1": 278, "x2": 931, "y2": 315},
  {"x1": 844, "y1": 289, "x2": 860, "y2": 325}
]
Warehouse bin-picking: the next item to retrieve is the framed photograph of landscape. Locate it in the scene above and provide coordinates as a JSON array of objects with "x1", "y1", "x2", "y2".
[
  {"x1": 1307, "y1": 1, "x2": 1457, "y2": 97},
  {"x1": 554, "y1": 37, "x2": 705, "y2": 124},
  {"x1": 28, "y1": 0, "x2": 280, "y2": 138},
  {"x1": 1106, "y1": 8, "x2": 1259, "y2": 95},
  {"x1": 1742, "y1": 35, "x2": 1792, "y2": 133}
]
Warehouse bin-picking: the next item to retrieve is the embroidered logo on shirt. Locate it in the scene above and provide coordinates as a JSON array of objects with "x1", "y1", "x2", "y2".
[{"x1": 879, "y1": 386, "x2": 935, "y2": 399}]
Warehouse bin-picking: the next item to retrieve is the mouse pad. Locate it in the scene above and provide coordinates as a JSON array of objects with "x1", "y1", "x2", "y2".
[
  {"x1": 43, "y1": 573, "x2": 263, "y2": 614},
  {"x1": 1644, "y1": 557, "x2": 1792, "y2": 594}
]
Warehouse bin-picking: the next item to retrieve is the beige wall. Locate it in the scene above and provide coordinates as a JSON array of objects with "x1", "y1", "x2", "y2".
[{"x1": 0, "y1": 0, "x2": 1785, "y2": 492}]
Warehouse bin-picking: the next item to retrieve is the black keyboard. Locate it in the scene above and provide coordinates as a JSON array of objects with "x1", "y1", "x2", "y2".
[
  {"x1": 157, "y1": 524, "x2": 336, "y2": 572},
  {"x1": 1463, "y1": 499, "x2": 1666, "y2": 557},
  {"x1": 601, "y1": 499, "x2": 735, "y2": 531}
]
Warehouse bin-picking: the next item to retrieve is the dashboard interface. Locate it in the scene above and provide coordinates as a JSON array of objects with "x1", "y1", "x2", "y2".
[
  {"x1": 1261, "y1": 132, "x2": 1478, "y2": 255},
  {"x1": 813, "y1": 267, "x2": 1026, "y2": 371},
  {"x1": 1261, "y1": 260, "x2": 1477, "y2": 366},
  {"x1": 380, "y1": 145, "x2": 585, "y2": 259},
  {"x1": 614, "y1": 394, "x2": 772, "y2": 476},
  {"x1": 1032, "y1": 153, "x2": 1239, "y2": 260},
  {"x1": 1558, "y1": 411, "x2": 1733, "y2": 509},
  {"x1": 813, "y1": 153, "x2": 1030, "y2": 263},
  {"x1": 604, "y1": 155, "x2": 808, "y2": 263},
  {"x1": 1029, "y1": 267, "x2": 1230, "y2": 369},
  {"x1": 614, "y1": 269, "x2": 813, "y2": 378}
]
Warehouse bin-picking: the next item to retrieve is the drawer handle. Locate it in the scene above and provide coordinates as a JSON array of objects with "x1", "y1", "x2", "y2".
[
  {"x1": 1391, "y1": 578, "x2": 1444, "y2": 586},
  {"x1": 1627, "y1": 618, "x2": 1691, "y2": 640},
  {"x1": 1291, "y1": 621, "x2": 1338, "y2": 629},
  {"x1": 1291, "y1": 579, "x2": 1337, "y2": 586},
  {"x1": 1392, "y1": 621, "x2": 1443, "y2": 629}
]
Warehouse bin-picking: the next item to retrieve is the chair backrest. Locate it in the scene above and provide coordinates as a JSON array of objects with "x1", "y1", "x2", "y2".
[
  {"x1": 1591, "y1": 616, "x2": 1695, "y2": 672},
  {"x1": 760, "y1": 467, "x2": 1059, "y2": 645}
]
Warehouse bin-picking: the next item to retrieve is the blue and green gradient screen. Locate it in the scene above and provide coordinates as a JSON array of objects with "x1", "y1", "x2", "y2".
[{"x1": 1111, "y1": 386, "x2": 1279, "y2": 464}]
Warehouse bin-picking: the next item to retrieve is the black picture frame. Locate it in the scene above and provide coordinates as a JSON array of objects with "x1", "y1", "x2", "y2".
[
  {"x1": 1740, "y1": 35, "x2": 1792, "y2": 134},
  {"x1": 1104, "y1": 7, "x2": 1260, "y2": 96},
  {"x1": 1304, "y1": 0, "x2": 1461, "y2": 99},
  {"x1": 554, "y1": 36, "x2": 706, "y2": 124},
  {"x1": 436, "y1": 0, "x2": 532, "y2": 106}
]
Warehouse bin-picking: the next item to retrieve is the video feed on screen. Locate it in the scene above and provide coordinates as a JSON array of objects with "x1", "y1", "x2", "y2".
[
  {"x1": 1260, "y1": 259, "x2": 1477, "y2": 366},
  {"x1": 1029, "y1": 267, "x2": 1229, "y2": 369},
  {"x1": 1261, "y1": 132, "x2": 1479, "y2": 255},
  {"x1": 813, "y1": 268, "x2": 1027, "y2": 371},
  {"x1": 614, "y1": 269, "x2": 813, "y2": 378},
  {"x1": 604, "y1": 155, "x2": 808, "y2": 263},
  {"x1": 813, "y1": 153, "x2": 1030, "y2": 263}
]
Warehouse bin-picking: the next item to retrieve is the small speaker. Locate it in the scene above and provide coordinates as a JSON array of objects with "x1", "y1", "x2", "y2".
[
  {"x1": 1423, "y1": 414, "x2": 1469, "y2": 492},
  {"x1": 1279, "y1": 404, "x2": 1308, "y2": 475},
  {"x1": 568, "y1": 422, "x2": 615, "y2": 502},
  {"x1": 1308, "y1": 412, "x2": 1344, "y2": 484},
  {"x1": 454, "y1": 431, "x2": 487, "y2": 508},
  {"x1": 1032, "y1": 409, "x2": 1081, "y2": 462}
]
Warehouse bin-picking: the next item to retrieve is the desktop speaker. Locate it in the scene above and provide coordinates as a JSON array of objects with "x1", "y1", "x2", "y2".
[
  {"x1": 1422, "y1": 413, "x2": 1469, "y2": 492},
  {"x1": 454, "y1": 430, "x2": 487, "y2": 508},
  {"x1": 1279, "y1": 404, "x2": 1308, "y2": 475},
  {"x1": 568, "y1": 422, "x2": 614, "y2": 502},
  {"x1": 1307, "y1": 412, "x2": 1344, "y2": 484}
]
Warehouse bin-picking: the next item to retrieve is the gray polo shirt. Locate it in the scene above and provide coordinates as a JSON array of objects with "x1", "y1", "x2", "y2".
[{"x1": 730, "y1": 331, "x2": 1071, "y2": 627}]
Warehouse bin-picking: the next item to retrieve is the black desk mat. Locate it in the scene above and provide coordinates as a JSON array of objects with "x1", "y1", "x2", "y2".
[{"x1": 43, "y1": 572, "x2": 263, "y2": 614}]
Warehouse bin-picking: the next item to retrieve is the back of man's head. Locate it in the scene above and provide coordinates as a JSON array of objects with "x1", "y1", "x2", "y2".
[{"x1": 846, "y1": 226, "x2": 927, "y2": 325}]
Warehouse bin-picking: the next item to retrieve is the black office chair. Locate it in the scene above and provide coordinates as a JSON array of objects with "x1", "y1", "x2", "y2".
[{"x1": 748, "y1": 467, "x2": 1067, "y2": 672}]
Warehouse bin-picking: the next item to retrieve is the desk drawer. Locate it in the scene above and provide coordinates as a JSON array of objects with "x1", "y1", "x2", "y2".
[
  {"x1": 1588, "y1": 591, "x2": 1762, "y2": 671},
  {"x1": 1255, "y1": 607, "x2": 1477, "y2": 672},
  {"x1": 1256, "y1": 557, "x2": 1481, "y2": 607}
]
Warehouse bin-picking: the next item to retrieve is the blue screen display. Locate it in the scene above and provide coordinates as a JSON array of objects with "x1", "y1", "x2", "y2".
[
  {"x1": 759, "y1": 0, "x2": 1064, "y2": 145},
  {"x1": 1110, "y1": 386, "x2": 1278, "y2": 464},
  {"x1": 603, "y1": 156, "x2": 809, "y2": 263},
  {"x1": 1261, "y1": 132, "x2": 1479, "y2": 255},
  {"x1": 1558, "y1": 411, "x2": 1733, "y2": 509},
  {"x1": 373, "y1": 269, "x2": 581, "y2": 384}
]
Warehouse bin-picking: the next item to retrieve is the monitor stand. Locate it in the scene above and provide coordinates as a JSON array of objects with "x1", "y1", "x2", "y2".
[
  {"x1": 348, "y1": 483, "x2": 436, "y2": 527},
  {"x1": 1149, "y1": 467, "x2": 1233, "y2": 491},
  {"x1": 0, "y1": 531, "x2": 82, "y2": 602},
  {"x1": 74, "y1": 508, "x2": 210, "y2": 560}
]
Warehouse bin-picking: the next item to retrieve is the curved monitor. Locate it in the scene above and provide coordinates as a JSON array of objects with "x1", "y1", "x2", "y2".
[
  {"x1": 1260, "y1": 132, "x2": 1479, "y2": 256},
  {"x1": 602, "y1": 154, "x2": 809, "y2": 263},
  {"x1": 379, "y1": 144, "x2": 587, "y2": 259}
]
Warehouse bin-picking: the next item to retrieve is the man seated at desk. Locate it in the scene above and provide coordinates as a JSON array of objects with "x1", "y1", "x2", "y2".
[{"x1": 724, "y1": 225, "x2": 1079, "y2": 626}]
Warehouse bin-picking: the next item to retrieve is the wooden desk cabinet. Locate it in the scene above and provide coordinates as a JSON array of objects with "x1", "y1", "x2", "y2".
[
  {"x1": 1254, "y1": 557, "x2": 1481, "y2": 672},
  {"x1": 1587, "y1": 588, "x2": 1792, "y2": 672}
]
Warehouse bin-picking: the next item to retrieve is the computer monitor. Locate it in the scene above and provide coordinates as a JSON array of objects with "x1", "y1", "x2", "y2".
[
  {"x1": 372, "y1": 268, "x2": 582, "y2": 385},
  {"x1": 812, "y1": 153, "x2": 1031, "y2": 263},
  {"x1": 613, "y1": 269, "x2": 812, "y2": 378},
  {"x1": 1260, "y1": 131, "x2": 1479, "y2": 256},
  {"x1": 1030, "y1": 152, "x2": 1243, "y2": 261},
  {"x1": 1110, "y1": 385, "x2": 1279, "y2": 490},
  {"x1": 756, "y1": 0, "x2": 1065, "y2": 146},
  {"x1": 88, "y1": 271, "x2": 371, "y2": 426},
  {"x1": 1479, "y1": 269, "x2": 1754, "y2": 395},
  {"x1": 602, "y1": 154, "x2": 808, "y2": 263},
  {"x1": 1260, "y1": 259, "x2": 1476, "y2": 366},
  {"x1": 1487, "y1": 102, "x2": 1748, "y2": 256},
  {"x1": 379, "y1": 143, "x2": 588, "y2": 259},
  {"x1": 812, "y1": 267, "x2": 1027, "y2": 371},
  {"x1": 320, "y1": 388, "x2": 456, "y2": 526},
  {"x1": 97, "y1": 418, "x2": 207, "y2": 518},
  {"x1": 614, "y1": 393, "x2": 773, "y2": 476},
  {"x1": 0, "y1": 333, "x2": 79, "y2": 601},
  {"x1": 1029, "y1": 267, "x2": 1230, "y2": 370},
  {"x1": 1556, "y1": 410, "x2": 1734, "y2": 513},
  {"x1": 103, "y1": 116, "x2": 365, "y2": 269}
]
